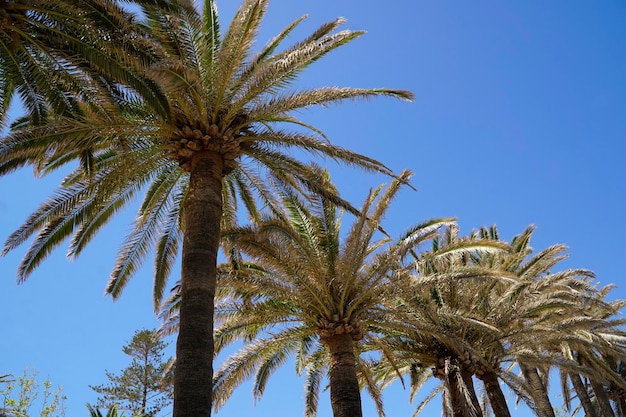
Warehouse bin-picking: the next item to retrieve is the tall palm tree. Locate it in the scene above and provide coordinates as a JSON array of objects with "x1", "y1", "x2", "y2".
[
  {"x1": 375, "y1": 225, "x2": 512, "y2": 417},
  {"x1": 604, "y1": 355, "x2": 626, "y2": 416},
  {"x1": 483, "y1": 233, "x2": 626, "y2": 417},
  {"x1": 0, "y1": 1, "x2": 413, "y2": 416},
  {"x1": 455, "y1": 225, "x2": 626, "y2": 417},
  {"x1": 550, "y1": 285, "x2": 626, "y2": 417},
  {"x1": 203, "y1": 171, "x2": 453, "y2": 417},
  {"x1": 375, "y1": 224, "x2": 625, "y2": 417}
]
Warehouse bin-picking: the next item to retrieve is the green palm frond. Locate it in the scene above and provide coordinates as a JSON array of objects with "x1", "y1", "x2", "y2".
[
  {"x1": 3, "y1": 2, "x2": 416, "y2": 416},
  {"x1": 204, "y1": 173, "x2": 449, "y2": 415},
  {"x1": 212, "y1": 0, "x2": 268, "y2": 115},
  {"x1": 247, "y1": 87, "x2": 412, "y2": 123},
  {"x1": 200, "y1": 0, "x2": 220, "y2": 69},
  {"x1": 152, "y1": 184, "x2": 185, "y2": 310},
  {"x1": 212, "y1": 325, "x2": 311, "y2": 412},
  {"x1": 412, "y1": 383, "x2": 446, "y2": 417},
  {"x1": 5, "y1": 170, "x2": 148, "y2": 280},
  {"x1": 358, "y1": 358, "x2": 386, "y2": 417},
  {"x1": 87, "y1": 403, "x2": 128, "y2": 417},
  {"x1": 518, "y1": 244, "x2": 570, "y2": 280},
  {"x1": 0, "y1": 0, "x2": 169, "y2": 127},
  {"x1": 303, "y1": 344, "x2": 327, "y2": 417}
]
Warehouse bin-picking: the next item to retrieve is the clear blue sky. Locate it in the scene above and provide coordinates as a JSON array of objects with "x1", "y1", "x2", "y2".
[{"x1": 2, "y1": 1, "x2": 626, "y2": 416}]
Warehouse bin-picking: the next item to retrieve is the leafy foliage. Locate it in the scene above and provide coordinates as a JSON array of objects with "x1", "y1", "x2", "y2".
[
  {"x1": 375, "y1": 225, "x2": 626, "y2": 417},
  {"x1": 195, "y1": 170, "x2": 455, "y2": 416},
  {"x1": 0, "y1": 368, "x2": 65, "y2": 417},
  {"x1": 1, "y1": 0, "x2": 413, "y2": 309},
  {"x1": 1, "y1": 2, "x2": 412, "y2": 415}
]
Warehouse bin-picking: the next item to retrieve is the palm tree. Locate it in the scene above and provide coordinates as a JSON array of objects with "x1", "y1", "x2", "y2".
[
  {"x1": 0, "y1": 0, "x2": 81, "y2": 126},
  {"x1": 374, "y1": 224, "x2": 626, "y2": 417},
  {"x1": 453, "y1": 225, "x2": 626, "y2": 417},
  {"x1": 374, "y1": 224, "x2": 525, "y2": 417},
  {"x1": 201, "y1": 171, "x2": 453, "y2": 417},
  {"x1": 0, "y1": 1, "x2": 413, "y2": 416},
  {"x1": 549, "y1": 285, "x2": 626, "y2": 417},
  {"x1": 485, "y1": 234, "x2": 624, "y2": 417},
  {"x1": 604, "y1": 355, "x2": 626, "y2": 416}
]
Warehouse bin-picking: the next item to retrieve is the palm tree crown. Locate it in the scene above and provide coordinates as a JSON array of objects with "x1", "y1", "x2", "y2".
[
  {"x1": 376, "y1": 225, "x2": 626, "y2": 417},
  {"x1": 1, "y1": 1, "x2": 413, "y2": 416},
  {"x1": 207, "y1": 170, "x2": 455, "y2": 417}
]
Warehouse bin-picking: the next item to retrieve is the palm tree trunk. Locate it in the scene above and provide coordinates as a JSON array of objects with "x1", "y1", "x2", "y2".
[
  {"x1": 570, "y1": 373, "x2": 599, "y2": 417},
  {"x1": 590, "y1": 379, "x2": 615, "y2": 417},
  {"x1": 325, "y1": 333, "x2": 363, "y2": 417},
  {"x1": 479, "y1": 369, "x2": 511, "y2": 417},
  {"x1": 520, "y1": 364, "x2": 555, "y2": 417},
  {"x1": 174, "y1": 152, "x2": 223, "y2": 417},
  {"x1": 447, "y1": 370, "x2": 465, "y2": 417},
  {"x1": 445, "y1": 359, "x2": 483, "y2": 417},
  {"x1": 461, "y1": 367, "x2": 483, "y2": 417}
]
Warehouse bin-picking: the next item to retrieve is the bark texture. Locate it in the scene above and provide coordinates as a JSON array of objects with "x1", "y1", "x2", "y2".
[
  {"x1": 445, "y1": 359, "x2": 483, "y2": 417},
  {"x1": 590, "y1": 379, "x2": 615, "y2": 417},
  {"x1": 461, "y1": 367, "x2": 483, "y2": 417},
  {"x1": 520, "y1": 364, "x2": 555, "y2": 417},
  {"x1": 479, "y1": 369, "x2": 511, "y2": 417},
  {"x1": 325, "y1": 333, "x2": 363, "y2": 417},
  {"x1": 174, "y1": 152, "x2": 223, "y2": 417},
  {"x1": 570, "y1": 373, "x2": 598, "y2": 417}
]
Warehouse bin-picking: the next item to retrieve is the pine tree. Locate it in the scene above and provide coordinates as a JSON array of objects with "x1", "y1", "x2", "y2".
[{"x1": 90, "y1": 330, "x2": 173, "y2": 417}]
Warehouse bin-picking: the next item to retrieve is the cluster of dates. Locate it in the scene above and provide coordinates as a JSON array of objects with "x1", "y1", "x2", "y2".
[
  {"x1": 169, "y1": 123, "x2": 246, "y2": 174},
  {"x1": 317, "y1": 314, "x2": 363, "y2": 341}
]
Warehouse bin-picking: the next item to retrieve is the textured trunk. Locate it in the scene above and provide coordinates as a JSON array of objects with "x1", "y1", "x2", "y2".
[
  {"x1": 479, "y1": 369, "x2": 511, "y2": 417},
  {"x1": 173, "y1": 152, "x2": 223, "y2": 417},
  {"x1": 520, "y1": 364, "x2": 555, "y2": 417},
  {"x1": 590, "y1": 379, "x2": 615, "y2": 417},
  {"x1": 446, "y1": 360, "x2": 483, "y2": 417},
  {"x1": 461, "y1": 367, "x2": 483, "y2": 417},
  {"x1": 325, "y1": 333, "x2": 362, "y2": 417},
  {"x1": 447, "y1": 366, "x2": 464, "y2": 417},
  {"x1": 570, "y1": 373, "x2": 599, "y2": 417}
]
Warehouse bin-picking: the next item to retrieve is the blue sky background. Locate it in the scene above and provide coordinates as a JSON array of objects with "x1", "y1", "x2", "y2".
[{"x1": 2, "y1": 1, "x2": 626, "y2": 416}]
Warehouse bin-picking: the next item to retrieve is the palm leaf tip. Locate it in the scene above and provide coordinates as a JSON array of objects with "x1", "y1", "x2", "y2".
[{"x1": 374, "y1": 89, "x2": 415, "y2": 102}]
